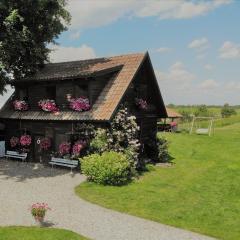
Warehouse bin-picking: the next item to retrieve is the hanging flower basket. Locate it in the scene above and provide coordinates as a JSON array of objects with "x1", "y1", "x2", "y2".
[
  {"x1": 10, "y1": 136, "x2": 19, "y2": 148},
  {"x1": 39, "y1": 137, "x2": 51, "y2": 151},
  {"x1": 72, "y1": 140, "x2": 86, "y2": 157},
  {"x1": 59, "y1": 142, "x2": 71, "y2": 156},
  {"x1": 69, "y1": 97, "x2": 90, "y2": 112},
  {"x1": 135, "y1": 98, "x2": 148, "y2": 110},
  {"x1": 20, "y1": 135, "x2": 32, "y2": 146},
  {"x1": 38, "y1": 99, "x2": 59, "y2": 113},
  {"x1": 13, "y1": 100, "x2": 28, "y2": 111}
]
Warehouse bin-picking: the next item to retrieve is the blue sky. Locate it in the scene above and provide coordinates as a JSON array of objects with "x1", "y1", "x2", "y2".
[{"x1": 1, "y1": 0, "x2": 240, "y2": 106}]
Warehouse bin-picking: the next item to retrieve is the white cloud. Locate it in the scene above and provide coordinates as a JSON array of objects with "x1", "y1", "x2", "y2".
[
  {"x1": 69, "y1": 31, "x2": 81, "y2": 40},
  {"x1": 67, "y1": 0, "x2": 231, "y2": 30},
  {"x1": 225, "y1": 81, "x2": 240, "y2": 90},
  {"x1": 49, "y1": 44, "x2": 96, "y2": 62},
  {"x1": 156, "y1": 47, "x2": 172, "y2": 53},
  {"x1": 219, "y1": 41, "x2": 240, "y2": 59},
  {"x1": 204, "y1": 64, "x2": 214, "y2": 70},
  {"x1": 199, "y1": 79, "x2": 219, "y2": 90},
  {"x1": 188, "y1": 37, "x2": 209, "y2": 51},
  {"x1": 156, "y1": 61, "x2": 195, "y2": 90}
]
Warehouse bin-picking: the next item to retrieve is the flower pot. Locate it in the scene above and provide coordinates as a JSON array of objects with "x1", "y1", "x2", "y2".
[{"x1": 34, "y1": 216, "x2": 45, "y2": 227}]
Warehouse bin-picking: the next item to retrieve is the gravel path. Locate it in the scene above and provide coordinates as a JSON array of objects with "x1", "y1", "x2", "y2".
[{"x1": 0, "y1": 160, "x2": 216, "y2": 240}]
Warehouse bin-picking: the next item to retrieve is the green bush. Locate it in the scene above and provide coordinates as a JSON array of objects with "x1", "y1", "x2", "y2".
[
  {"x1": 221, "y1": 103, "x2": 237, "y2": 118},
  {"x1": 81, "y1": 151, "x2": 132, "y2": 185},
  {"x1": 157, "y1": 136, "x2": 170, "y2": 163},
  {"x1": 89, "y1": 128, "x2": 108, "y2": 154}
]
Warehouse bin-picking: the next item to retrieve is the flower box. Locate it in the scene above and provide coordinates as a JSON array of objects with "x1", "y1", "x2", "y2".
[
  {"x1": 13, "y1": 100, "x2": 28, "y2": 111},
  {"x1": 38, "y1": 99, "x2": 59, "y2": 113},
  {"x1": 69, "y1": 97, "x2": 90, "y2": 112},
  {"x1": 135, "y1": 98, "x2": 148, "y2": 110}
]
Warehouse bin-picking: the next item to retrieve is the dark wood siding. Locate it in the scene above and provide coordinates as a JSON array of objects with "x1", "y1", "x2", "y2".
[
  {"x1": 56, "y1": 82, "x2": 73, "y2": 109},
  {"x1": 28, "y1": 86, "x2": 47, "y2": 110}
]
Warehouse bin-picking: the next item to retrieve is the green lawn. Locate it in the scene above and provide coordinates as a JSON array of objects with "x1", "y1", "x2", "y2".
[
  {"x1": 76, "y1": 123, "x2": 240, "y2": 240},
  {"x1": 0, "y1": 227, "x2": 89, "y2": 240}
]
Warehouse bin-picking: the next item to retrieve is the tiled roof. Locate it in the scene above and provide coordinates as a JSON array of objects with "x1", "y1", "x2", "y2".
[
  {"x1": 0, "y1": 52, "x2": 147, "y2": 121},
  {"x1": 14, "y1": 60, "x2": 124, "y2": 82}
]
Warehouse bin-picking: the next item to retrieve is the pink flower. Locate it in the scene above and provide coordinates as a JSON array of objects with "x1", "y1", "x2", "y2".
[
  {"x1": 38, "y1": 99, "x2": 59, "y2": 113},
  {"x1": 59, "y1": 142, "x2": 71, "y2": 156},
  {"x1": 30, "y1": 202, "x2": 51, "y2": 218},
  {"x1": 10, "y1": 136, "x2": 19, "y2": 148},
  {"x1": 69, "y1": 97, "x2": 90, "y2": 112},
  {"x1": 72, "y1": 140, "x2": 86, "y2": 157},
  {"x1": 135, "y1": 98, "x2": 148, "y2": 110},
  {"x1": 170, "y1": 122, "x2": 177, "y2": 127},
  {"x1": 13, "y1": 100, "x2": 28, "y2": 111},
  {"x1": 20, "y1": 135, "x2": 32, "y2": 146},
  {"x1": 39, "y1": 138, "x2": 51, "y2": 151}
]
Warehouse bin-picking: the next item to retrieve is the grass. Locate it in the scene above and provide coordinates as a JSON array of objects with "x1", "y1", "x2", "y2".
[
  {"x1": 0, "y1": 227, "x2": 89, "y2": 240},
  {"x1": 76, "y1": 123, "x2": 240, "y2": 240}
]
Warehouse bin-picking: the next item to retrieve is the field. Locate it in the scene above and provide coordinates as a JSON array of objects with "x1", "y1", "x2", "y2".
[
  {"x1": 168, "y1": 105, "x2": 240, "y2": 131},
  {"x1": 0, "y1": 227, "x2": 89, "y2": 240},
  {"x1": 169, "y1": 105, "x2": 240, "y2": 117},
  {"x1": 76, "y1": 120, "x2": 240, "y2": 240}
]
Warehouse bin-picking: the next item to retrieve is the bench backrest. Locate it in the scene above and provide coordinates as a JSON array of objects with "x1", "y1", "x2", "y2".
[
  {"x1": 6, "y1": 150, "x2": 27, "y2": 157},
  {"x1": 51, "y1": 157, "x2": 78, "y2": 166}
]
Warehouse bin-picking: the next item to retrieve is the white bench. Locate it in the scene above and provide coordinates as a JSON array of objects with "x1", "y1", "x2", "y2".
[
  {"x1": 5, "y1": 150, "x2": 28, "y2": 163},
  {"x1": 49, "y1": 157, "x2": 79, "y2": 173}
]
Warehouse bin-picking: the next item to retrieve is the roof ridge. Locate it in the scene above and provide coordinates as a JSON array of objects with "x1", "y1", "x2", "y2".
[{"x1": 48, "y1": 52, "x2": 146, "y2": 65}]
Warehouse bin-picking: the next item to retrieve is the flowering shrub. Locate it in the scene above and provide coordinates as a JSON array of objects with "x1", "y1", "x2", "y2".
[
  {"x1": 30, "y1": 202, "x2": 51, "y2": 221},
  {"x1": 20, "y1": 135, "x2": 32, "y2": 146},
  {"x1": 39, "y1": 137, "x2": 51, "y2": 151},
  {"x1": 69, "y1": 97, "x2": 90, "y2": 112},
  {"x1": 135, "y1": 98, "x2": 148, "y2": 110},
  {"x1": 108, "y1": 107, "x2": 141, "y2": 168},
  {"x1": 72, "y1": 140, "x2": 86, "y2": 157},
  {"x1": 38, "y1": 99, "x2": 59, "y2": 113},
  {"x1": 13, "y1": 100, "x2": 28, "y2": 111},
  {"x1": 59, "y1": 142, "x2": 71, "y2": 156},
  {"x1": 10, "y1": 136, "x2": 19, "y2": 148}
]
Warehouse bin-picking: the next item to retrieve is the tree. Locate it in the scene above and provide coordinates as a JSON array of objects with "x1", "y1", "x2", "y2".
[
  {"x1": 221, "y1": 103, "x2": 237, "y2": 118},
  {"x1": 0, "y1": 0, "x2": 70, "y2": 93},
  {"x1": 195, "y1": 105, "x2": 209, "y2": 117}
]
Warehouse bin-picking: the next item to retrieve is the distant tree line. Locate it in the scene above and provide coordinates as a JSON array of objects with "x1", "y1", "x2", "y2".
[{"x1": 167, "y1": 103, "x2": 238, "y2": 121}]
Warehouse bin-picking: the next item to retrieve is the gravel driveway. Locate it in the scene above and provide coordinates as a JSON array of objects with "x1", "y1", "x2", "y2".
[{"x1": 0, "y1": 160, "x2": 216, "y2": 240}]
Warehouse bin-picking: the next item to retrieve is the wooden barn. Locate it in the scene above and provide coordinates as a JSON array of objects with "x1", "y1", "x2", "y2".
[{"x1": 0, "y1": 52, "x2": 167, "y2": 162}]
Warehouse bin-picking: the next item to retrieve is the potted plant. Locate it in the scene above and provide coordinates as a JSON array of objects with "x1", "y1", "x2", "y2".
[
  {"x1": 59, "y1": 142, "x2": 71, "y2": 157},
  {"x1": 30, "y1": 202, "x2": 51, "y2": 226},
  {"x1": 38, "y1": 99, "x2": 59, "y2": 113},
  {"x1": 10, "y1": 136, "x2": 19, "y2": 149},
  {"x1": 13, "y1": 100, "x2": 28, "y2": 111},
  {"x1": 72, "y1": 140, "x2": 86, "y2": 158},
  {"x1": 20, "y1": 134, "x2": 32, "y2": 153},
  {"x1": 69, "y1": 96, "x2": 90, "y2": 112},
  {"x1": 135, "y1": 98, "x2": 148, "y2": 110},
  {"x1": 39, "y1": 137, "x2": 51, "y2": 151}
]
